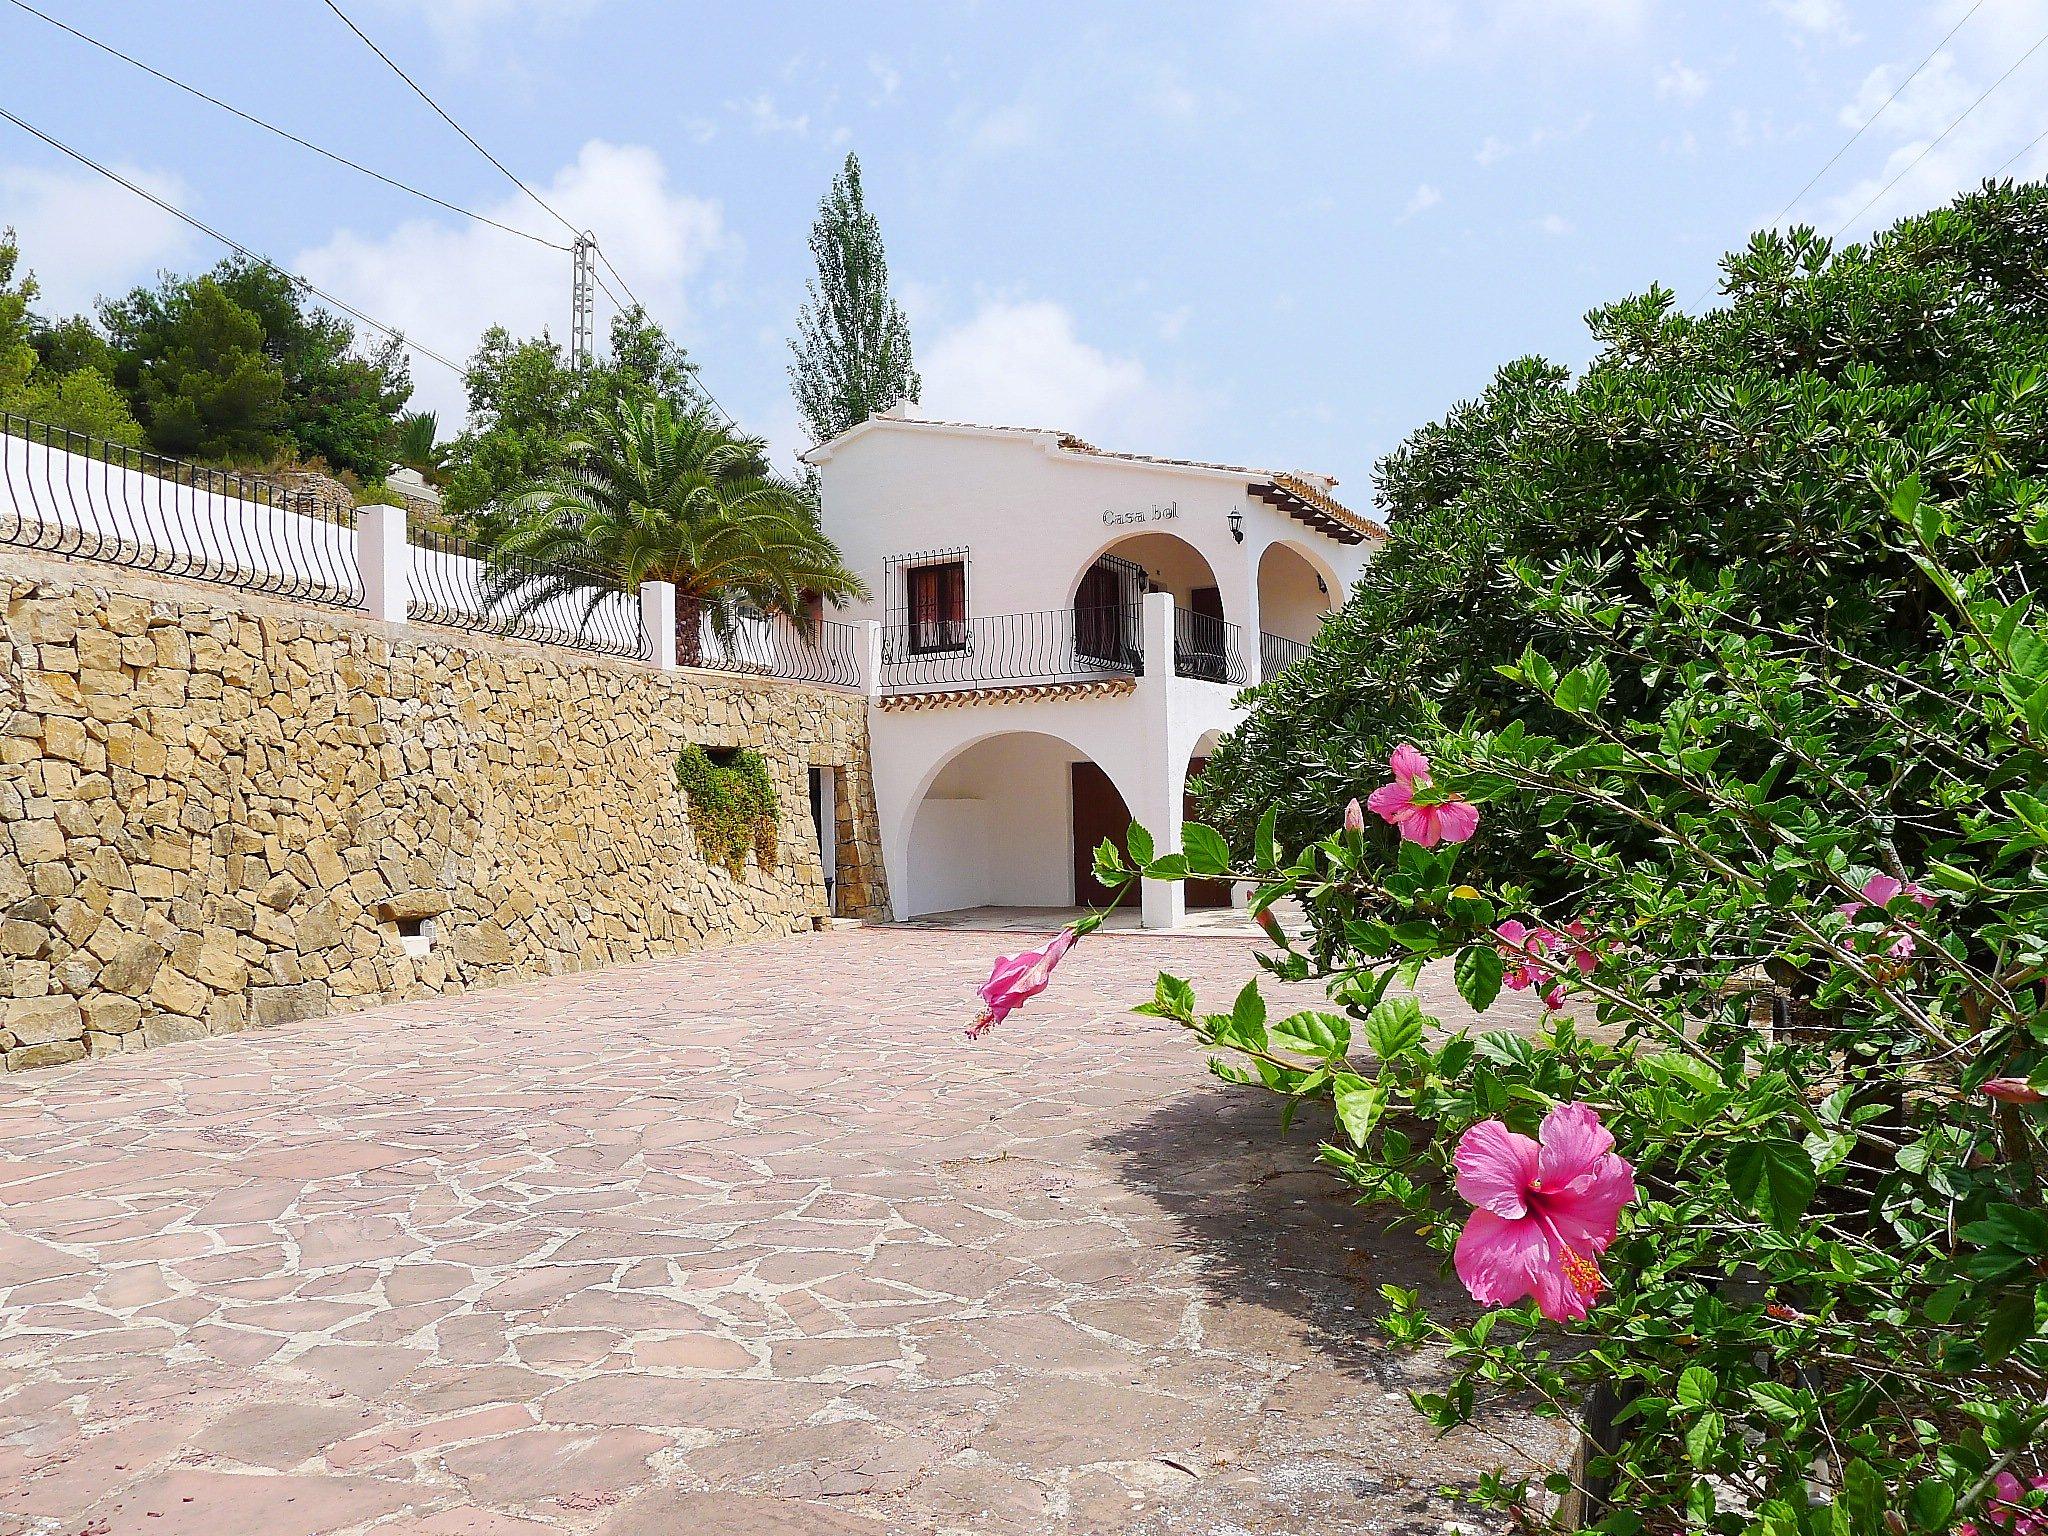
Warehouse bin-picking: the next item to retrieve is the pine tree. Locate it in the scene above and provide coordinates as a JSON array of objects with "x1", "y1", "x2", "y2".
[{"x1": 788, "y1": 153, "x2": 919, "y2": 448}]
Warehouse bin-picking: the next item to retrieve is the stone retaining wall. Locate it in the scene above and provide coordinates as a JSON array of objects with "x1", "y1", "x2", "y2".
[{"x1": 0, "y1": 553, "x2": 891, "y2": 1072}]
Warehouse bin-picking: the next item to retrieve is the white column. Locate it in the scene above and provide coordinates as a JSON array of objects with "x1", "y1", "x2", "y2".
[
  {"x1": 1138, "y1": 590, "x2": 1186, "y2": 930},
  {"x1": 857, "y1": 619, "x2": 885, "y2": 701},
  {"x1": 357, "y1": 503, "x2": 408, "y2": 624},
  {"x1": 641, "y1": 581, "x2": 680, "y2": 670}
]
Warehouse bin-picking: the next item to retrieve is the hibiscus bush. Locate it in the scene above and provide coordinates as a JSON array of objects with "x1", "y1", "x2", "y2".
[{"x1": 1078, "y1": 489, "x2": 2048, "y2": 1531}]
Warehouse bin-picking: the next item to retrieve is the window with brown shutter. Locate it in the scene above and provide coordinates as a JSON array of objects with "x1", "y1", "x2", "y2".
[{"x1": 907, "y1": 560, "x2": 967, "y2": 654}]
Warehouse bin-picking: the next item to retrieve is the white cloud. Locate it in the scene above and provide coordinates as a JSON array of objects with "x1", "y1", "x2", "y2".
[
  {"x1": 1399, "y1": 182, "x2": 1444, "y2": 221},
  {"x1": 1270, "y1": 0, "x2": 1649, "y2": 56},
  {"x1": 0, "y1": 161, "x2": 197, "y2": 316},
  {"x1": 1145, "y1": 65, "x2": 1203, "y2": 124},
  {"x1": 1157, "y1": 305, "x2": 1193, "y2": 341},
  {"x1": 1538, "y1": 212, "x2": 1574, "y2": 236},
  {"x1": 295, "y1": 139, "x2": 729, "y2": 423},
  {"x1": 969, "y1": 103, "x2": 1039, "y2": 153},
  {"x1": 1657, "y1": 59, "x2": 1709, "y2": 103},
  {"x1": 868, "y1": 54, "x2": 902, "y2": 104},
  {"x1": 366, "y1": 0, "x2": 604, "y2": 57},
  {"x1": 1474, "y1": 112, "x2": 1594, "y2": 165},
  {"x1": 918, "y1": 298, "x2": 1205, "y2": 448},
  {"x1": 735, "y1": 93, "x2": 810, "y2": 137},
  {"x1": 1771, "y1": 0, "x2": 1860, "y2": 43}
]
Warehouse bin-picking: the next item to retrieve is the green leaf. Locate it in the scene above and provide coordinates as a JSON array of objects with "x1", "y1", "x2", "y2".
[
  {"x1": 1181, "y1": 822, "x2": 1232, "y2": 876},
  {"x1": 1683, "y1": 1409, "x2": 1723, "y2": 1465},
  {"x1": 1333, "y1": 1078, "x2": 1386, "y2": 1146},
  {"x1": 1454, "y1": 944, "x2": 1503, "y2": 1013},
  {"x1": 1362, "y1": 996, "x2": 1425, "y2": 1061},
  {"x1": 1150, "y1": 972, "x2": 1195, "y2": 1023},
  {"x1": 1745, "y1": 1381, "x2": 1805, "y2": 1427},
  {"x1": 1909, "y1": 1481, "x2": 1956, "y2": 1530},
  {"x1": 1727, "y1": 1139, "x2": 1816, "y2": 1233},
  {"x1": 1675, "y1": 1365, "x2": 1718, "y2": 1410},
  {"x1": 1254, "y1": 805, "x2": 1279, "y2": 871},
  {"x1": 1272, "y1": 1009, "x2": 1350, "y2": 1059},
  {"x1": 1980, "y1": 1289, "x2": 2037, "y2": 1364},
  {"x1": 1124, "y1": 822, "x2": 1154, "y2": 866}
]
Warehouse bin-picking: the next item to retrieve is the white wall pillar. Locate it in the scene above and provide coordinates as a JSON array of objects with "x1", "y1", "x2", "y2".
[
  {"x1": 357, "y1": 503, "x2": 408, "y2": 624},
  {"x1": 857, "y1": 619, "x2": 885, "y2": 701},
  {"x1": 1138, "y1": 590, "x2": 1185, "y2": 930},
  {"x1": 641, "y1": 581, "x2": 680, "y2": 670}
]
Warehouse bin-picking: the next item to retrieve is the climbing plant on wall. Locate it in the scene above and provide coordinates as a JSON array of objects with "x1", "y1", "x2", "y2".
[{"x1": 674, "y1": 745, "x2": 779, "y2": 877}]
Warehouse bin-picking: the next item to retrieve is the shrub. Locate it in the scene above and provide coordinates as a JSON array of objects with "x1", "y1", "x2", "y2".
[
  {"x1": 4, "y1": 365, "x2": 143, "y2": 446},
  {"x1": 1201, "y1": 182, "x2": 2048, "y2": 902},
  {"x1": 674, "y1": 745, "x2": 779, "y2": 877},
  {"x1": 1100, "y1": 491, "x2": 2048, "y2": 1529}
]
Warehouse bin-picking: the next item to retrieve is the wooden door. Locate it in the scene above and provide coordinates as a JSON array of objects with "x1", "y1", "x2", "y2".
[
  {"x1": 1184, "y1": 757, "x2": 1231, "y2": 908},
  {"x1": 1071, "y1": 762, "x2": 1135, "y2": 907}
]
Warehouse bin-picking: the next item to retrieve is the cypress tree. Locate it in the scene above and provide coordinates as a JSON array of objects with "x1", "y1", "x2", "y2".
[{"x1": 788, "y1": 153, "x2": 919, "y2": 447}]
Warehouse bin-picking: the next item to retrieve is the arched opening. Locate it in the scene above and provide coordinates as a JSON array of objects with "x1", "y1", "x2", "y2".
[
  {"x1": 1072, "y1": 530, "x2": 1231, "y2": 681},
  {"x1": 903, "y1": 731, "x2": 1138, "y2": 919},
  {"x1": 1256, "y1": 541, "x2": 1338, "y2": 680}
]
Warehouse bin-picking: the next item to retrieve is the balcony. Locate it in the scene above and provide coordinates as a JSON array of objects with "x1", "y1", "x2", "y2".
[
  {"x1": 1172, "y1": 609, "x2": 1249, "y2": 685},
  {"x1": 880, "y1": 605, "x2": 1143, "y2": 696},
  {"x1": 1259, "y1": 630, "x2": 1312, "y2": 682}
]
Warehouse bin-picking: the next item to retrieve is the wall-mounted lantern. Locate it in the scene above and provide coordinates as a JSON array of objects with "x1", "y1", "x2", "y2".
[{"x1": 1229, "y1": 505, "x2": 1244, "y2": 544}]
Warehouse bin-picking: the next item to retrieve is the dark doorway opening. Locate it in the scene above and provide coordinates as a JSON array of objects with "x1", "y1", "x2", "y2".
[{"x1": 1070, "y1": 761, "x2": 1137, "y2": 908}]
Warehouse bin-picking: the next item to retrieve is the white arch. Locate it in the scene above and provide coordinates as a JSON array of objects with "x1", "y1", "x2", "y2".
[
  {"x1": 889, "y1": 724, "x2": 1149, "y2": 920},
  {"x1": 1065, "y1": 528, "x2": 1227, "y2": 614},
  {"x1": 1254, "y1": 537, "x2": 1342, "y2": 648}
]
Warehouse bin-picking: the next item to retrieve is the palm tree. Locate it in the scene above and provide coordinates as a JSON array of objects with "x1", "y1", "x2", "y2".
[
  {"x1": 393, "y1": 410, "x2": 446, "y2": 482},
  {"x1": 492, "y1": 397, "x2": 865, "y2": 663}
]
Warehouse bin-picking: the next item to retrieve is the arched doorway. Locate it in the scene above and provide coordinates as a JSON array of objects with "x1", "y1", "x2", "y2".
[{"x1": 902, "y1": 731, "x2": 1140, "y2": 918}]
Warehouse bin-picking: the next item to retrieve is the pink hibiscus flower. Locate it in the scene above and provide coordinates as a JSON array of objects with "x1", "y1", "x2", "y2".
[
  {"x1": 1495, "y1": 919, "x2": 1567, "y2": 1010},
  {"x1": 1364, "y1": 744, "x2": 1480, "y2": 848},
  {"x1": 1452, "y1": 1103, "x2": 1637, "y2": 1322},
  {"x1": 1959, "y1": 1472, "x2": 2048, "y2": 1536},
  {"x1": 967, "y1": 928, "x2": 1078, "y2": 1040},
  {"x1": 1837, "y1": 872, "x2": 1936, "y2": 959}
]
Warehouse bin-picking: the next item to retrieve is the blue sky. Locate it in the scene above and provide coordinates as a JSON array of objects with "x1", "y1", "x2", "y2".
[{"x1": 3, "y1": 0, "x2": 2046, "y2": 495}]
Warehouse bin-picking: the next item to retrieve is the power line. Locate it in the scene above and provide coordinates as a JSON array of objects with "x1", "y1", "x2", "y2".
[
  {"x1": 1830, "y1": 21, "x2": 2048, "y2": 239},
  {"x1": 1993, "y1": 121, "x2": 2048, "y2": 178},
  {"x1": 314, "y1": 0, "x2": 745, "y2": 434},
  {"x1": 317, "y1": 0, "x2": 582, "y2": 241},
  {"x1": 1765, "y1": 0, "x2": 1987, "y2": 231},
  {"x1": 2, "y1": 0, "x2": 568, "y2": 252},
  {"x1": 0, "y1": 104, "x2": 472, "y2": 380}
]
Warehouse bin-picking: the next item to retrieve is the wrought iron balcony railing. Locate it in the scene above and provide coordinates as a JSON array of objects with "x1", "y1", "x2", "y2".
[
  {"x1": 1259, "y1": 630, "x2": 1313, "y2": 682},
  {"x1": 881, "y1": 605, "x2": 1143, "y2": 694},
  {"x1": 694, "y1": 611, "x2": 863, "y2": 690},
  {"x1": 1174, "y1": 609, "x2": 1248, "y2": 686}
]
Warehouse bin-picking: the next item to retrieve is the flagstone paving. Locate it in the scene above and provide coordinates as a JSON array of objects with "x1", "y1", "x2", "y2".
[{"x1": 0, "y1": 929, "x2": 1568, "y2": 1536}]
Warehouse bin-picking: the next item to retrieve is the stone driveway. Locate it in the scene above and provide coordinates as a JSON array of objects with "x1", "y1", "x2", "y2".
[{"x1": 0, "y1": 929, "x2": 1566, "y2": 1536}]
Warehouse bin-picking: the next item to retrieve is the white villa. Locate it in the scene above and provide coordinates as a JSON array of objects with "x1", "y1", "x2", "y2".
[{"x1": 806, "y1": 407, "x2": 1382, "y2": 929}]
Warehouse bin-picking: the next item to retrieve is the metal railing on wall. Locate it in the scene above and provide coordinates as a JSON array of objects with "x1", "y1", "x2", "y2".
[
  {"x1": 695, "y1": 610, "x2": 864, "y2": 690},
  {"x1": 407, "y1": 527, "x2": 650, "y2": 660},
  {"x1": 881, "y1": 605, "x2": 1143, "y2": 694},
  {"x1": 1, "y1": 411, "x2": 888, "y2": 689},
  {"x1": 1173, "y1": 609, "x2": 1248, "y2": 686},
  {"x1": 1, "y1": 411, "x2": 364, "y2": 608},
  {"x1": 1259, "y1": 630, "x2": 1312, "y2": 682}
]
